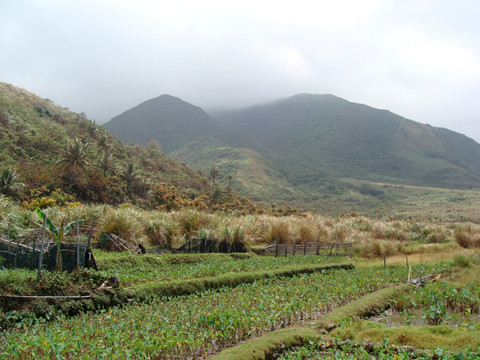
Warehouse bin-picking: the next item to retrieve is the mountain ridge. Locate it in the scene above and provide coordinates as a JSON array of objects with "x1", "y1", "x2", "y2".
[{"x1": 103, "y1": 92, "x2": 480, "y2": 211}]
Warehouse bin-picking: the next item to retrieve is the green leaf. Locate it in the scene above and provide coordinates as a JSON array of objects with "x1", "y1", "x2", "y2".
[
  {"x1": 63, "y1": 221, "x2": 77, "y2": 236},
  {"x1": 36, "y1": 208, "x2": 59, "y2": 238}
]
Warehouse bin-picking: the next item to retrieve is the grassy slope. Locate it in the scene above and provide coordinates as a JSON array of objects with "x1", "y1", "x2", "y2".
[
  {"x1": 171, "y1": 137, "x2": 296, "y2": 202},
  {"x1": 0, "y1": 82, "x2": 207, "y2": 197}
]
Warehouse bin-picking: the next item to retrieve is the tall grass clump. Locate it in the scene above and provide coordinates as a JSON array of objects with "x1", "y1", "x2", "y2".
[
  {"x1": 263, "y1": 220, "x2": 291, "y2": 244},
  {"x1": 222, "y1": 225, "x2": 246, "y2": 249},
  {"x1": 455, "y1": 224, "x2": 480, "y2": 248},
  {"x1": 100, "y1": 207, "x2": 144, "y2": 245},
  {"x1": 144, "y1": 217, "x2": 179, "y2": 247},
  {"x1": 176, "y1": 209, "x2": 213, "y2": 237}
]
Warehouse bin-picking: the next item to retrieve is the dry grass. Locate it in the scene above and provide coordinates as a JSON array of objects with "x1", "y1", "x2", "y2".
[
  {"x1": 1, "y1": 197, "x2": 468, "y2": 258},
  {"x1": 455, "y1": 223, "x2": 480, "y2": 248}
]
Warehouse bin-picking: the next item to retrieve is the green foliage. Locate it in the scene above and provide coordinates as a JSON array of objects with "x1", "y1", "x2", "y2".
[
  {"x1": 0, "y1": 82, "x2": 207, "y2": 206},
  {"x1": 393, "y1": 281, "x2": 480, "y2": 326},
  {"x1": 1, "y1": 264, "x2": 440, "y2": 358},
  {"x1": 0, "y1": 167, "x2": 20, "y2": 198},
  {"x1": 277, "y1": 339, "x2": 480, "y2": 360}
]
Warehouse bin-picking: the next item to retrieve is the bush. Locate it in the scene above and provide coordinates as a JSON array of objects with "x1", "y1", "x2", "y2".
[
  {"x1": 101, "y1": 209, "x2": 143, "y2": 245},
  {"x1": 455, "y1": 224, "x2": 480, "y2": 248},
  {"x1": 144, "y1": 218, "x2": 178, "y2": 247},
  {"x1": 263, "y1": 221, "x2": 291, "y2": 244}
]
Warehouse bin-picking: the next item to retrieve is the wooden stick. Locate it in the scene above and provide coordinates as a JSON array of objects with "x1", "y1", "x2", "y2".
[
  {"x1": 275, "y1": 236, "x2": 279, "y2": 258},
  {"x1": 409, "y1": 273, "x2": 439, "y2": 284}
]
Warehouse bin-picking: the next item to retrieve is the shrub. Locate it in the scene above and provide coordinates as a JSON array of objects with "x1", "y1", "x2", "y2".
[
  {"x1": 176, "y1": 209, "x2": 212, "y2": 237},
  {"x1": 144, "y1": 218, "x2": 178, "y2": 247},
  {"x1": 101, "y1": 209, "x2": 143, "y2": 245},
  {"x1": 263, "y1": 221, "x2": 291, "y2": 244},
  {"x1": 455, "y1": 224, "x2": 480, "y2": 248}
]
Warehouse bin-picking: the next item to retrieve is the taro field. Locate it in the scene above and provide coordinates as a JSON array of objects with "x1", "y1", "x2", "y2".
[
  {"x1": 94, "y1": 253, "x2": 344, "y2": 286},
  {"x1": 0, "y1": 258, "x2": 449, "y2": 360}
]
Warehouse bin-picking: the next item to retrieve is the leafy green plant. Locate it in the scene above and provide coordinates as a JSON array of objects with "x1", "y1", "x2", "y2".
[{"x1": 36, "y1": 209, "x2": 76, "y2": 271}]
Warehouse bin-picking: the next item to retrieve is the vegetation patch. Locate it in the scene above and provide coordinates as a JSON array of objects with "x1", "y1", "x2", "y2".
[
  {"x1": 331, "y1": 323, "x2": 480, "y2": 354},
  {"x1": 212, "y1": 327, "x2": 320, "y2": 360},
  {"x1": 1, "y1": 265, "x2": 430, "y2": 358},
  {"x1": 129, "y1": 262, "x2": 354, "y2": 301},
  {"x1": 315, "y1": 284, "x2": 411, "y2": 331},
  {"x1": 277, "y1": 338, "x2": 480, "y2": 359}
]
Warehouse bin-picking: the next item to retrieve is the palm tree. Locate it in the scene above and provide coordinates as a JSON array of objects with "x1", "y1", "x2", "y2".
[
  {"x1": 98, "y1": 152, "x2": 116, "y2": 176},
  {"x1": 97, "y1": 134, "x2": 109, "y2": 154},
  {"x1": 209, "y1": 185, "x2": 224, "y2": 204},
  {"x1": 58, "y1": 138, "x2": 89, "y2": 173},
  {"x1": 96, "y1": 134, "x2": 110, "y2": 169},
  {"x1": 208, "y1": 165, "x2": 221, "y2": 186},
  {"x1": 121, "y1": 162, "x2": 141, "y2": 194},
  {"x1": 57, "y1": 138, "x2": 90, "y2": 187}
]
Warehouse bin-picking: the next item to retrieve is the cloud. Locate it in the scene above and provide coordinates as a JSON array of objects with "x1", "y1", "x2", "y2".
[{"x1": 1, "y1": 0, "x2": 480, "y2": 141}]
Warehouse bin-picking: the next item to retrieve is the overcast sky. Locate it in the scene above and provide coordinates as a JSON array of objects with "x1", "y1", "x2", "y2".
[{"x1": 2, "y1": 0, "x2": 480, "y2": 141}]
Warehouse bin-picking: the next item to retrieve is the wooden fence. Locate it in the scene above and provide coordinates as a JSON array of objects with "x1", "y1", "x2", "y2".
[{"x1": 259, "y1": 241, "x2": 353, "y2": 257}]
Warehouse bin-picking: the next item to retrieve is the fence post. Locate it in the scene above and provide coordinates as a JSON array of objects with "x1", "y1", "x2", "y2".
[
  {"x1": 284, "y1": 241, "x2": 288, "y2": 257},
  {"x1": 14, "y1": 237, "x2": 20, "y2": 268},
  {"x1": 86, "y1": 217, "x2": 95, "y2": 249},
  {"x1": 292, "y1": 236, "x2": 296, "y2": 256},
  {"x1": 303, "y1": 241, "x2": 307, "y2": 256},
  {"x1": 316, "y1": 235, "x2": 320, "y2": 256},
  {"x1": 275, "y1": 236, "x2": 279, "y2": 258},
  {"x1": 328, "y1": 243, "x2": 334, "y2": 257},
  {"x1": 10, "y1": 225, "x2": 18, "y2": 268},
  {"x1": 405, "y1": 255, "x2": 409, "y2": 270},
  {"x1": 335, "y1": 236, "x2": 338, "y2": 256},
  {"x1": 189, "y1": 238, "x2": 192, "y2": 253},
  {"x1": 38, "y1": 215, "x2": 47, "y2": 276},
  {"x1": 76, "y1": 219, "x2": 80, "y2": 268},
  {"x1": 32, "y1": 238, "x2": 36, "y2": 269},
  {"x1": 383, "y1": 254, "x2": 387, "y2": 268}
]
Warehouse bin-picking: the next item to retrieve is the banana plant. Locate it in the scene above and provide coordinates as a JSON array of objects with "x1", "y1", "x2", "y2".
[{"x1": 36, "y1": 208, "x2": 76, "y2": 271}]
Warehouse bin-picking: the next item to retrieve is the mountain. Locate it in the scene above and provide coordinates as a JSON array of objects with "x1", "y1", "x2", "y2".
[
  {"x1": 104, "y1": 92, "x2": 480, "y2": 212},
  {"x1": 218, "y1": 94, "x2": 480, "y2": 189},
  {"x1": 104, "y1": 94, "x2": 265, "y2": 154},
  {"x1": 0, "y1": 82, "x2": 207, "y2": 206}
]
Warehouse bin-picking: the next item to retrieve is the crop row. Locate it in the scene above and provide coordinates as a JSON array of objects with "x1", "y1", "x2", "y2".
[
  {"x1": 277, "y1": 340, "x2": 480, "y2": 360},
  {"x1": 95, "y1": 253, "x2": 342, "y2": 285},
  {"x1": 0, "y1": 263, "x2": 448, "y2": 359},
  {"x1": 393, "y1": 281, "x2": 480, "y2": 325}
]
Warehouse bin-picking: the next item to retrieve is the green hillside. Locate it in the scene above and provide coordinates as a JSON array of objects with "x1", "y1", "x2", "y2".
[
  {"x1": 0, "y1": 82, "x2": 207, "y2": 207},
  {"x1": 219, "y1": 94, "x2": 480, "y2": 189},
  {"x1": 104, "y1": 92, "x2": 480, "y2": 214},
  {"x1": 104, "y1": 94, "x2": 265, "y2": 154},
  {"x1": 171, "y1": 137, "x2": 294, "y2": 202}
]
